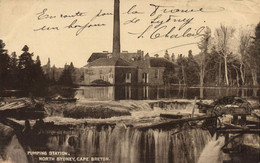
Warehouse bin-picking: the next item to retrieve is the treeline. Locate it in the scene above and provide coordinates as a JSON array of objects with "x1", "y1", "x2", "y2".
[
  {"x1": 0, "y1": 41, "x2": 75, "y2": 96},
  {"x1": 163, "y1": 22, "x2": 260, "y2": 87}
]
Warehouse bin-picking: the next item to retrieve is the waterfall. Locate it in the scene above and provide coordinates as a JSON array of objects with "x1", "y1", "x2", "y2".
[
  {"x1": 197, "y1": 135, "x2": 225, "y2": 163},
  {"x1": 242, "y1": 134, "x2": 260, "y2": 149},
  {"x1": 45, "y1": 125, "x2": 211, "y2": 163},
  {"x1": 0, "y1": 123, "x2": 28, "y2": 163},
  {"x1": 1, "y1": 135, "x2": 28, "y2": 163}
]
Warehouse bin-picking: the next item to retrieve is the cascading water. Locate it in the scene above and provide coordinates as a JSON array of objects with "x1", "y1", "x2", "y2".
[
  {"x1": 43, "y1": 125, "x2": 211, "y2": 163},
  {"x1": 0, "y1": 134, "x2": 29, "y2": 163},
  {"x1": 0, "y1": 123, "x2": 28, "y2": 163},
  {"x1": 197, "y1": 135, "x2": 225, "y2": 163},
  {"x1": 2, "y1": 135, "x2": 29, "y2": 163}
]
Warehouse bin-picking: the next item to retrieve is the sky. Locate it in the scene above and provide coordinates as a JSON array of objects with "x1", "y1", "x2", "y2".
[{"x1": 0, "y1": 0, "x2": 260, "y2": 67}]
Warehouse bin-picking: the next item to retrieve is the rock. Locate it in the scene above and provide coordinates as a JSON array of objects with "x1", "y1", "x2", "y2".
[{"x1": 64, "y1": 105, "x2": 131, "y2": 119}]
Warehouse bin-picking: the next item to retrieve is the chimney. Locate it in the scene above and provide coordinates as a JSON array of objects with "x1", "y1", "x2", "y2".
[{"x1": 113, "y1": 0, "x2": 120, "y2": 57}]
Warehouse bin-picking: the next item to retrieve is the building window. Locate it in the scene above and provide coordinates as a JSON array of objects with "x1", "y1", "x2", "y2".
[
  {"x1": 99, "y1": 70, "x2": 102, "y2": 78},
  {"x1": 125, "y1": 73, "x2": 131, "y2": 83},
  {"x1": 142, "y1": 73, "x2": 148, "y2": 83},
  {"x1": 155, "y1": 69, "x2": 159, "y2": 79},
  {"x1": 126, "y1": 73, "x2": 130, "y2": 79}
]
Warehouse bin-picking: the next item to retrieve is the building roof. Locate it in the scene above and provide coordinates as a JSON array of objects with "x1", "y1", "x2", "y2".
[
  {"x1": 87, "y1": 52, "x2": 109, "y2": 62},
  {"x1": 86, "y1": 57, "x2": 136, "y2": 67},
  {"x1": 129, "y1": 59, "x2": 150, "y2": 69},
  {"x1": 150, "y1": 57, "x2": 175, "y2": 68}
]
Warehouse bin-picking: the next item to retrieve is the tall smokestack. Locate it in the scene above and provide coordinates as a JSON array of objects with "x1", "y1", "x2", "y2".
[{"x1": 113, "y1": 0, "x2": 120, "y2": 57}]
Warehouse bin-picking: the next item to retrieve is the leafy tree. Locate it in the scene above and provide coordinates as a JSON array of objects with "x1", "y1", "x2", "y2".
[
  {"x1": 247, "y1": 22, "x2": 260, "y2": 86},
  {"x1": 58, "y1": 63, "x2": 74, "y2": 87},
  {"x1": 171, "y1": 53, "x2": 175, "y2": 62},
  {"x1": 163, "y1": 64, "x2": 175, "y2": 85},
  {"x1": 18, "y1": 45, "x2": 34, "y2": 93},
  {"x1": 203, "y1": 49, "x2": 222, "y2": 85},
  {"x1": 164, "y1": 50, "x2": 170, "y2": 60},
  {"x1": 31, "y1": 56, "x2": 48, "y2": 96},
  {"x1": 0, "y1": 40, "x2": 10, "y2": 91},
  {"x1": 7, "y1": 52, "x2": 19, "y2": 89},
  {"x1": 176, "y1": 54, "x2": 187, "y2": 85},
  {"x1": 18, "y1": 45, "x2": 47, "y2": 96},
  {"x1": 185, "y1": 50, "x2": 199, "y2": 85}
]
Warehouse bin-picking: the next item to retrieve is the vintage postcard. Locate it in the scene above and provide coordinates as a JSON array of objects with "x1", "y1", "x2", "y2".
[{"x1": 0, "y1": 0, "x2": 259, "y2": 162}]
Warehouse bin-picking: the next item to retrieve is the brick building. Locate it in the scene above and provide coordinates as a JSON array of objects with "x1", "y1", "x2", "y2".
[{"x1": 81, "y1": 0, "x2": 175, "y2": 86}]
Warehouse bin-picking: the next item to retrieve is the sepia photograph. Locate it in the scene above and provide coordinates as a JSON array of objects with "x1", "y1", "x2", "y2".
[{"x1": 0, "y1": 0, "x2": 260, "y2": 162}]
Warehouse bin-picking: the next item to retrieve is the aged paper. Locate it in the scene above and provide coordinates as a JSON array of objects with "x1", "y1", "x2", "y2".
[{"x1": 0, "y1": 0, "x2": 260, "y2": 163}]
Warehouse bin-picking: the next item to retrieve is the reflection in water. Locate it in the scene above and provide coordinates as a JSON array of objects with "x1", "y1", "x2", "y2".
[
  {"x1": 77, "y1": 87, "x2": 115, "y2": 101},
  {"x1": 75, "y1": 86, "x2": 259, "y2": 101}
]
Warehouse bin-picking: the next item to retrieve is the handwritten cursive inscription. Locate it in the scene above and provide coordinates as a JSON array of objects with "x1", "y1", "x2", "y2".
[
  {"x1": 124, "y1": 5, "x2": 144, "y2": 15},
  {"x1": 34, "y1": 8, "x2": 112, "y2": 36},
  {"x1": 65, "y1": 19, "x2": 105, "y2": 36},
  {"x1": 149, "y1": 4, "x2": 203, "y2": 16},
  {"x1": 36, "y1": 8, "x2": 56, "y2": 20},
  {"x1": 129, "y1": 25, "x2": 205, "y2": 39},
  {"x1": 33, "y1": 4, "x2": 214, "y2": 39},
  {"x1": 126, "y1": 4, "x2": 207, "y2": 39},
  {"x1": 34, "y1": 25, "x2": 59, "y2": 31}
]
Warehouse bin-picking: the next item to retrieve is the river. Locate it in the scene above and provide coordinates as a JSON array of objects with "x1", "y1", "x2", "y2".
[
  {"x1": 0, "y1": 86, "x2": 259, "y2": 163},
  {"x1": 75, "y1": 86, "x2": 259, "y2": 101}
]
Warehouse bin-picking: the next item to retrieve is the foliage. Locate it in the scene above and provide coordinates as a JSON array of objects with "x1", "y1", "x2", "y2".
[
  {"x1": 91, "y1": 79, "x2": 111, "y2": 85},
  {"x1": 185, "y1": 51, "x2": 200, "y2": 85},
  {"x1": 0, "y1": 42, "x2": 48, "y2": 96},
  {"x1": 0, "y1": 40, "x2": 9, "y2": 91},
  {"x1": 58, "y1": 62, "x2": 75, "y2": 87},
  {"x1": 163, "y1": 63, "x2": 175, "y2": 85}
]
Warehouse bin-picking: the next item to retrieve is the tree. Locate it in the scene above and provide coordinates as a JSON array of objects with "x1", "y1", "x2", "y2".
[
  {"x1": 164, "y1": 50, "x2": 170, "y2": 60},
  {"x1": 31, "y1": 56, "x2": 48, "y2": 96},
  {"x1": 247, "y1": 22, "x2": 260, "y2": 86},
  {"x1": 228, "y1": 54, "x2": 241, "y2": 86},
  {"x1": 18, "y1": 45, "x2": 47, "y2": 96},
  {"x1": 162, "y1": 62, "x2": 175, "y2": 85},
  {"x1": 197, "y1": 27, "x2": 212, "y2": 87},
  {"x1": 58, "y1": 63, "x2": 74, "y2": 87},
  {"x1": 185, "y1": 51, "x2": 199, "y2": 85},
  {"x1": 0, "y1": 40, "x2": 10, "y2": 91},
  {"x1": 203, "y1": 49, "x2": 221, "y2": 85},
  {"x1": 171, "y1": 53, "x2": 175, "y2": 62},
  {"x1": 8, "y1": 52, "x2": 19, "y2": 89},
  {"x1": 176, "y1": 54, "x2": 187, "y2": 85},
  {"x1": 154, "y1": 54, "x2": 159, "y2": 58},
  {"x1": 45, "y1": 58, "x2": 51, "y2": 80},
  {"x1": 18, "y1": 45, "x2": 34, "y2": 92},
  {"x1": 239, "y1": 30, "x2": 251, "y2": 86},
  {"x1": 214, "y1": 25, "x2": 235, "y2": 86}
]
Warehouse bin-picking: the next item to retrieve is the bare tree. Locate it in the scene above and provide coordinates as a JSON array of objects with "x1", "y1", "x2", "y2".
[
  {"x1": 239, "y1": 30, "x2": 251, "y2": 86},
  {"x1": 214, "y1": 25, "x2": 235, "y2": 86},
  {"x1": 197, "y1": 26, "x2": 212, "y2": 88}
]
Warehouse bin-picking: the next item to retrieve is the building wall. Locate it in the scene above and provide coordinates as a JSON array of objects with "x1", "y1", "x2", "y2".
[
  {"x1": 82, "y1": 66, "x2": 165, "y2": 86},
  {"x1": 149, "y1": 67, "x2": 165, "y2": 85},
  {"x1": 137, "y1": 67, "x2": 165, "y2": 85},
  {"x1": 115, "y1": 67, "x2": 138, "y2": 85},
  {"x1": 83, "y1": 66, "x2": 115, "y2": 85}
]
